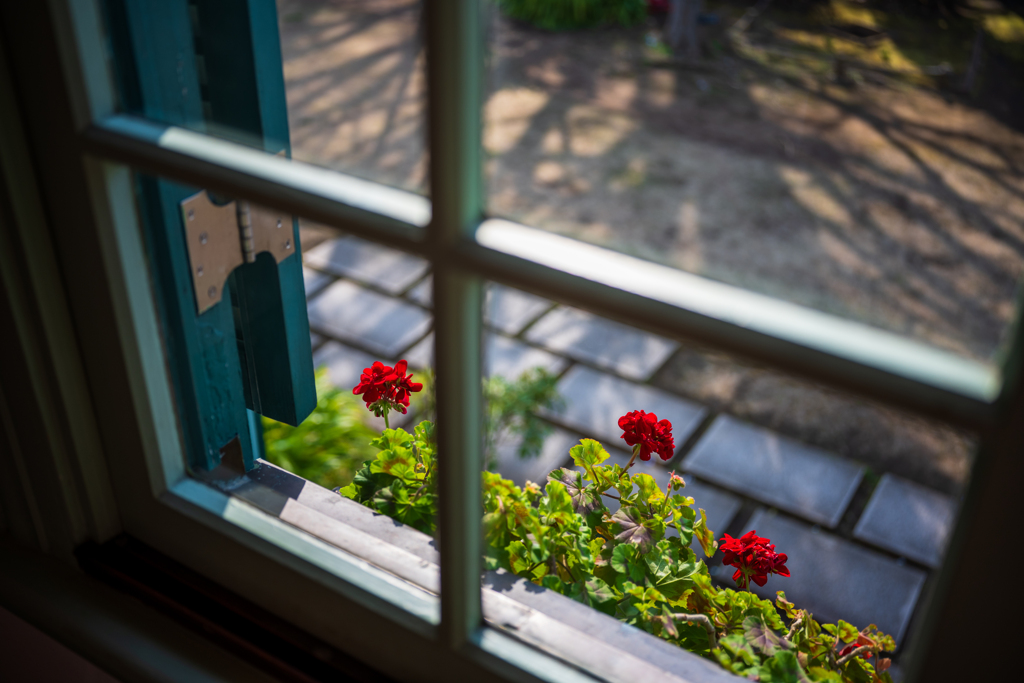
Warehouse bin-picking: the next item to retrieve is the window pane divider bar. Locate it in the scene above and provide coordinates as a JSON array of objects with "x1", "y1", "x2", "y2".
[
  {"x1": 425, "y1": 0, "x2": 485, "y2": 651},
  {"x1": 81, "y1": 116, "x2": 1001, "y2": 430},
  {"x1": 463, "y1": 220, "x2": 1001, "y2": 430},
  {"x1": 82, "y1": 115, "x2": 428, "y2": 250}
]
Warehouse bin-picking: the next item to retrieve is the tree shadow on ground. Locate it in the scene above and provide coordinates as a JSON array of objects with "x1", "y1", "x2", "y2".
[
  {"x1": 279, "y1": 0, "x2": 428, "y2": 192},
  {"x1": 280, "y1": 0, "x2": 1022, "y2": 493}
]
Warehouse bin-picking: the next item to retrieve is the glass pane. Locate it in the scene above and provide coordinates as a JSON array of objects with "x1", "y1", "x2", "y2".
[
  {"x1": 484, "y1": 1, "x2": 1024, "y2": 362},
  {"x1": 103, "y1": 0, "x2": 427, "y2": 193},
  {"x1": 294, "y1": 220, "x2": 433, "y2": 484},
  {"x1": 130, "y1": 168, "x2": 439, "y2": 616},
  {"x1": 280, "y1": 0, "x2": 427, "y2": 192},
  {"x1": 472, "y1": 280, "x2": 974, "y2": 679}
]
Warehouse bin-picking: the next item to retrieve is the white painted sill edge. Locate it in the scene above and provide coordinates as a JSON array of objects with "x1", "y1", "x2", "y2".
[{"x1": 217, "y1": 460, "x2": 740, "y2": 683}]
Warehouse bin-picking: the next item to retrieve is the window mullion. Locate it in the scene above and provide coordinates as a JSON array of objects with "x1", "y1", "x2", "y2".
[
  {"x1": 424, "y1": 0, "x2": 485, "y2": 651},
  {"x1": 908, "y1": 331, "x2": 1024, "y2": 682}
]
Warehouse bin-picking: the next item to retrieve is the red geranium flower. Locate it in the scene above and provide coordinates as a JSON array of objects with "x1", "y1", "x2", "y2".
[
  {"x1": 353, "y1": 361, "x2": 397, "y2": 405},
  {"x1": 353, "y1": 360, "x2": 422, "y2": 426},
  {"x1": 618, "y1": 410, "x2": 675, "y2": 461},
  {"x1": 388, "y1": 360, "x2": 423, "y2": 411},
  {"x1": 720, "y1": 530, "x2": 790, "y2": 590}
]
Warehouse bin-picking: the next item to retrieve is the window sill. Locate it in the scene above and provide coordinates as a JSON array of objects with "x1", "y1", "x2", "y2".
[{"x1": 223, "y1": 461, "x2": 739, "y2": 683}]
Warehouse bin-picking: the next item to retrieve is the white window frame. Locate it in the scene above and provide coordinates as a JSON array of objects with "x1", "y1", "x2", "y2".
[{"x1": 7, "y1": 1, "x2": 1019, "y2": 681}]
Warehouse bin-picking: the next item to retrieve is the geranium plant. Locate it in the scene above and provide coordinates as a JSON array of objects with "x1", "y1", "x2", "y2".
[{"x1": 341, "y1": 359, "x2": 897, "y2": 683}]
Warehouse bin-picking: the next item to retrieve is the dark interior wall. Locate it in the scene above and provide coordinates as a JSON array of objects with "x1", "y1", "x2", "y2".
[{"x1": 0, "y1": 606, "x2": 122, "y2": 683}]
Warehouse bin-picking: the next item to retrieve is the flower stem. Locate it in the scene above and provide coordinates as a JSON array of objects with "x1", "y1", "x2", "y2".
[
  {"x1": 836, "y1": 645, "x2": 873, "y2": 666},
  {"x1": 624, "y1": 444, "x2": 640, "y2": 472},
  {"x1": 785, "y1": 613, "x2": 804, "y2": 641},
  {"x1": 671, "y1": 613, "x2": 717, "y2": 650}
]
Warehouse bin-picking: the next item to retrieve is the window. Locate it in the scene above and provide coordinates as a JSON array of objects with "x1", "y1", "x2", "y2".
[{"x1": 3, "y1": 1, "x2": 1021, "y2": 682}]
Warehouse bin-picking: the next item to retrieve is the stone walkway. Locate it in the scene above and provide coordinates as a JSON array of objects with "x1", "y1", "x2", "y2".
[{"x1": 301, "y1": 230, "x2": 958, "y2": 659}]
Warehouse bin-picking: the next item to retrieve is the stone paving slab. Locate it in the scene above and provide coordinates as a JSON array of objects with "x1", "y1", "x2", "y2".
[
  {"x1": 303, "y1": 266, "x2": 333, "y2": 297},
  {"x1": 854, "y1": 474, "x2": 956, "y2": 568},
  {"x1": 307, "y1": 280, "x2": 431, "y2": 358},
  {"x1": 400, "y1": 280, "x2": 551, "y2": 338},
  {"x1": 406, "y1": 276, "x2": 432, "y2": 306},
  {"x1": 491, "y1": 428, "x2": 580, "y2": 487},
  {"x1": 487, "y1": 284, "x2": 551, "y2": 336},
  {"x1": 543, "y1": 365, "x2": 707, "y2": 458},
  {"x1": 396, "y1": 333, "x2": 568, "y2": 382},
  {"x1": 525, "y1": 307, "x2": 678, "y2": 381},
  {"x1": 403, "y1": 333, "x2": 433, "y2": 371},
  {"x1": 486, "y1": 334, "x2": 568, "y2": 380},
  {"x1": 303, "y1": 235, "x2": 428, "y2": 294},
  {"x1": 682, "y1": 415, "x2": 864, "y2": 529},
  {"x1": 679, "y1": 479, "x2": 743, "y2": 560},
  {"x1": 310, "y1": 341, "x2": 413, "y2": 429},
  {"x1": 313, "y1": 341, "x2": 386, "y2": 391},
  {"x1": 718, "y1": 509, "x2": 926, "y2": 645}
]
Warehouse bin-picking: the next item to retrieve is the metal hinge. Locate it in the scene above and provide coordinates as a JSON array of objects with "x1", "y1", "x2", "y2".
[{"x1": 180, "y1": 191, "x2": 296, "y2": 314}]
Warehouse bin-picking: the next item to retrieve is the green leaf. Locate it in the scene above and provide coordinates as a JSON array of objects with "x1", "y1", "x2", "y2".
[
  {"x1": 674, "y1": 504, "x2": 696, "y2": 546},
  {"x1": 643, "y1": 545, "x2": 675, "y2": 580},
  {"x1": 614, "y1": 473, "x2": 635, "y2": 500},
  {"x1": 776, "y1": 591, "x2": 797, "y2": 619},
  {"x1": 548, "y1": 467, "x2": 602, "y2": 515},
  {"x1": 719, "y1": 633, "x2": 759, "y2": 669},
  {"x1": 542, "y1": 480, "x2": 575, "y2": 517},
  {"x1": 611, "y1": 507, "x2": 655, "y2": 553},
  {"x1": 842, "y1": 657, "x2": 873, "y2": 683},
  {"x1": 645, "y1": 545, "x2": 699, "y2": 601},
  {"x1": 759, "y1": 650, "x2": 811, "y2": 683},
  {"x1": 693, "y1": 508, "x2": 718, "y2": 558},
  {"x1": 584, "y1": 577, "x2": 618, "y2": 606},
  {"x1": 589, "y1": 464, "x2": 620, "y2": 492},
  {"x1": 569, "y1": 438, "x2": 610, "y2": 469},
  {"x1": 610, "y1": 543, "x2": 638, "y2": 574},
  {"x1": 743, "y1": 616, "x2": 789, "y2": 655},
  {"x1": 507, "y1": 541, "x2": 539, "y2": 576},
  {"x1": 633, "y1": 473, "x2": 663, "y2": 505},
  {"x1": 836, "y1": 620, "x2": 859, "y2": 644}
]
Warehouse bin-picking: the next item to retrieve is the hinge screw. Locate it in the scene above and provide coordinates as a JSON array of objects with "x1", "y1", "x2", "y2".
[
  {"x1": 285, "y1": 239, "x2": 292, "y2": 250},
  {"x1": 197, "y1": 265, "x2": 204, "y2": 277},
  {"x1": 208, "y1": 286, "x2": 217, "y2": 299},
  {"x1": 199, "y1": 232, "x2": 208, "y2": 245}
]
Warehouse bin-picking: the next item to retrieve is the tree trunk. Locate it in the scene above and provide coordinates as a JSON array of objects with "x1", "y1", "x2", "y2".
[{"x1": 668, "y1": 0, "x2": 703, "y2": 60}]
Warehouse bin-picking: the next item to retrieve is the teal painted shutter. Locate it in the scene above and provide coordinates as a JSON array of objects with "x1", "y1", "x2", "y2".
[
  {"x1": 105, "y1": 0, "x2": 315, "y2": 471},
  {"x1": 193, "y1": 0, "x2": 317, "y2": 429}
]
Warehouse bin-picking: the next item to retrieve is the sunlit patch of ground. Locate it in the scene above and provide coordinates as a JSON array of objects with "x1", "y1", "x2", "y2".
[{"x1": 280, "y1": 0, "x2": 1024, "y2": 490}]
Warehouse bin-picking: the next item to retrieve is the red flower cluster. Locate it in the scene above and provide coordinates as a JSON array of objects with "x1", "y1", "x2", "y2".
[
  {"x1": 618, "y1": 410, "x2": 675, "y2": 461},
  {"x1": 352, "y1": 360, "x2": 422, "y2": 417},
  {"x1": 719, "y1": 530, "x2": 790, "y2": 590}
]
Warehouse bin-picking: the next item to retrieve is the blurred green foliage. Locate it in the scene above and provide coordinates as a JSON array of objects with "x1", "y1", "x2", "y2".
[
  {"x1": 263, "y1": 366, "x2": 563, "y2": 490},
  {"x1": 496, "y1": 0, "x2": 647, "y2": 30},
  {"x1": 484, "y1": 368, "x2": 563, "y2": 466},
  {"x1": 262, "y1": 369, "x2": 380, "y2": 490}
]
